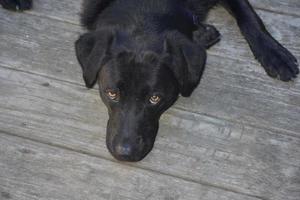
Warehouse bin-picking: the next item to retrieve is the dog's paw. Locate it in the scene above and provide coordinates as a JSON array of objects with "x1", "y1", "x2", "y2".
[
  {"x1": 0, "y1": 0, "x2": 32, "y2": 11},
  {"x1": 193, "y1": 24, "x2": 221, "y2": 49},
  {"x1": 253, "y1": 35, "x2": 299, "y2": 81}
]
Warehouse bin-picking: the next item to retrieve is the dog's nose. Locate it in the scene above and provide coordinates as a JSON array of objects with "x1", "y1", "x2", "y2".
[{"x1": 115, "y1": 143, "x2": 133, "y2": 157}]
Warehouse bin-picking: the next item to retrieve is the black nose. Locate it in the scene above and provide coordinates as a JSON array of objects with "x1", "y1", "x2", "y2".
[{"x1": 115, "y1": 143, "x2": 133, "y2": 157}]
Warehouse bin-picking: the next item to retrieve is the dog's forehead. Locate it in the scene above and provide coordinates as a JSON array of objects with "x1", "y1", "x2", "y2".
[{"x1": 99, "y1": 59, "x2": 170, "y2": 93}]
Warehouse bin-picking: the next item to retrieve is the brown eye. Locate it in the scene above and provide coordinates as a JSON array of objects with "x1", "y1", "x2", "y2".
[
  {"x1": 106, "y1": 90, "x2": 119, "y2": 101},
  {"x1": 149, "y1": 95, "x2": 161, "y2": 105}
]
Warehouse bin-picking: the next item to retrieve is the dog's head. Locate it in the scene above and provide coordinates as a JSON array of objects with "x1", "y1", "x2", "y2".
[{"x1": 75, "y1": 30, "x2": 206, "y2": 161}]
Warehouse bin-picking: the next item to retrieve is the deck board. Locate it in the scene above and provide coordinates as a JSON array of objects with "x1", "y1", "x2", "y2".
[
  {"x1": 0, "y1": 0, "x2": 300, "y2": 200},
  {"x1": 1, "y1": 66, "x2": 300, "y2": 200},
  {"x1": 1, "y1": 133, "x2": 262, "y2": 200}
]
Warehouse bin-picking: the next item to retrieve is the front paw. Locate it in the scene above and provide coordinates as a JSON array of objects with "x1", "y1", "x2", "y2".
[
  {"x1": 252, "y1": 35, "x2": 299, "y2": 81},
  {"x1": 193, "y1": 24, "x2": 221, "y2": 49},
  {"x1": 0, "y1": 0, "x2": 32, "y2": 11}
]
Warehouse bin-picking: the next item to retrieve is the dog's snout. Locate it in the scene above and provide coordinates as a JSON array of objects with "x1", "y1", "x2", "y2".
[{"x1": 106, "y1": 117, "x2": 159, "y2": 162}]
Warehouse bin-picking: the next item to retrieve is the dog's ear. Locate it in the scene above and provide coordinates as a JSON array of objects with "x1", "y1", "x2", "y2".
[
  {"x1": 163, "y1": 38, "x2": 207, "y2": 97},
  {"x1": 75, "y1": 31, "x2": 113, "y2": 88}
]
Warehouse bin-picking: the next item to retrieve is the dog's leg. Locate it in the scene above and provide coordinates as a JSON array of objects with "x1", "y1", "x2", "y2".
[
  {"x1": 193, "y1": 23, "x2": 221, "y2": 49},
  {"x1": 221, "y1": 0, "x2": 299, "y2": 81},
  {"x1": 0, "y1": 0, "x2": 32, "y2": 11}
]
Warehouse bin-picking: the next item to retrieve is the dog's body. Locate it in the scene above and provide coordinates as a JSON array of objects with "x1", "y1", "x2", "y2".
[{"x1": 2, "y1": 0, "x2": 298, "y2": 161}]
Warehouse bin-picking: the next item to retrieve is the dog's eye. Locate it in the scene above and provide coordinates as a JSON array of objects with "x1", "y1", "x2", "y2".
[
  {"x1": 149, "y1": 95, "x2": 161, "y2": 105},
  {"x1": 106, "y1": 90, "x2": 119, "y2": 101}
]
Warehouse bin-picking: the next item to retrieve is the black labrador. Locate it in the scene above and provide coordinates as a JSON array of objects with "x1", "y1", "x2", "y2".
[{"x1": 2, "y1": 0, "x2": 298, "y2": 162}]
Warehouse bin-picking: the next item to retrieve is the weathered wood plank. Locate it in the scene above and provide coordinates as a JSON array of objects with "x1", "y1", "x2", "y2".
[
  {"x1": 25, "y1": 0, "x2": 300, "y2": 24},
  {"x1": 0, "y1": 10, "x2": 81, "y2": 83},
  {"x1": 177, "y1": 56, "x2": 300, "y2": 137},
  {"x1": 1, "y1": 9, "x2": 299, "y2": 136},
  {"x1": 249, "y1": 0, "x2": 300, "y2": 16},
  {"x1": 0, "y1": 133, "x2": 262, "y2": 200},
  {"x1": 1, "y1": 67, "x2": 299, "y2": 200}
]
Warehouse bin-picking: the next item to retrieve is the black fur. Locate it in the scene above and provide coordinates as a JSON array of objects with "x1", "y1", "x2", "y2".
[
  {"x1": 80, "y1": 0, "x2": 114, "y2": 30},
  {"x1": 0, "y1": 0, "x2": 32, "y2": 11},
  {"x1": 222, "y1": 0, "x2": 299, "y2": 81},
  {"x1": 2, "y1": 0, "x2": 298, "y2": 161}
]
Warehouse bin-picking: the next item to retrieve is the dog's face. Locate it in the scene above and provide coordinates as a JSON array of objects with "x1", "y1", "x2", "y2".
[
  {"x1": 98, "y1": 52, "x2": 179, "y2": 161},
  {"x1": 75, "y1": 30, "x2": 206, "y2": 161}
]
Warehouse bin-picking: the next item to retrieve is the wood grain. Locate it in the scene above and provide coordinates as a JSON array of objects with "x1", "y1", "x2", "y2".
[
  {"x1": 1, "y1": 133, "x2": 262, "y2": 200},
  {"x1": 1, "y1": 67, "x2": 299, "y2": 200}
]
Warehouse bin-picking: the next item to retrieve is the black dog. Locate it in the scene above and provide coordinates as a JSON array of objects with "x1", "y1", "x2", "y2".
[{"x1": 2, "y1": 0, "x2": 298, "y2": 162}]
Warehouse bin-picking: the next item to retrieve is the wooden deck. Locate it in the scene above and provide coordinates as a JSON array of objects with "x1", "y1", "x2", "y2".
[{"x1": 0, "y1": 0, "x2": 300, "y2": 199}]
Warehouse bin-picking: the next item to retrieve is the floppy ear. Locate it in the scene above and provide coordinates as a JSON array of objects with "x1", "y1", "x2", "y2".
[
  {"x1": 75, "y1": 31, "x2": 113, "y2": 88},
  {"x1": 163, "y1": 38, "x2": 207, "y2": 97}
]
